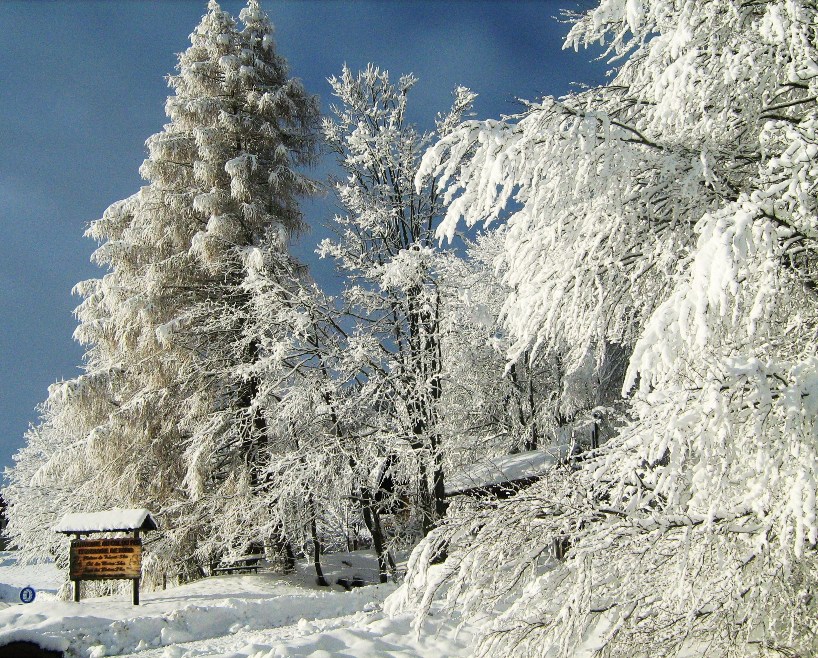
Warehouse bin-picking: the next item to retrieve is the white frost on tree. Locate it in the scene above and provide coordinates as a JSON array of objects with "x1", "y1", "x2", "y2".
[
  {"x1": 320, "y1": 65, "x2": 476, "y2": 536},
  {"x1": 5, "y1": 0, "x2": 318, "y2": 581},
  {"x1": 394, "y1": 1, "x2": 818, "y2": 656}
]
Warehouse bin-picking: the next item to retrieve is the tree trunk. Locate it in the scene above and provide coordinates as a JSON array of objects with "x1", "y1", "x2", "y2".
[
  {"x1": 273, "y1": 523, "x2": 296, "y2": 573},
  {"x1": 433, "y1": 458, "x2": 447, "y2": 520},
  {"x1": 307, "y1": 493, "x2": 328, "y2": 586},
  {"x1": 526, "y1": 366, "x2": 539, "y2": 451},
  {"x1": 360, "y1": 486, "x2": 389, "y2": 583}
]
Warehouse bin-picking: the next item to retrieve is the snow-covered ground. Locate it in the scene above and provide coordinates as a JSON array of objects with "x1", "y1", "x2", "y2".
[
  {"x1": 0, "y1": 551, "x2": 475, "y2": 657},
  {"x1": 0, "y1": 551, "x2": 62, "y2": 609}
]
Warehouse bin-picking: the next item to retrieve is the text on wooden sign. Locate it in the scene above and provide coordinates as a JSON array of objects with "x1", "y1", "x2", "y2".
[{"x1": 70, "y1": 538, "x2": 142, "y2": 580}]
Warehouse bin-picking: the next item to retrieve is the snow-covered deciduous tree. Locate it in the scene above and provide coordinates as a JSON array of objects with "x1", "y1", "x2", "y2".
[
  {"x1": 440, "y1": 228, "x2": 627, "y2": 468},
  {"x1": 4, "y1": 0, "x2": 318, "y2": 580},
  {"x1": 320, "y1": 65, "x2": 476, "y2": 536},
  {"x1": 393, "y1": 1, "x2": 818, "y2": 656}
]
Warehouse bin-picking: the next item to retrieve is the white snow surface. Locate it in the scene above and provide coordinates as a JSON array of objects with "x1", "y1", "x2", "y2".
[
  {"x1": 0, "y1": 551, "x2": 476, "y2": 657},
  {"x1": 446, "y1": 447, "x2": 566, "y2": 494},
  {"x1": 53, "y1": 508, "x2": 157, "y2": 533},
  {"x1": 0, "y1": 552, "x2": 62, "y2": 609}
]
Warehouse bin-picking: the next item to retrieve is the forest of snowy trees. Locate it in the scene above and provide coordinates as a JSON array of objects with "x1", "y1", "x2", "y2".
[{"x1": 5, "y1": 0, "x2": 818, "y2": 656}]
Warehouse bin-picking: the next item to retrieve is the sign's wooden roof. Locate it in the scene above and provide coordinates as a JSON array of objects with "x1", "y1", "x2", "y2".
[{"x1": 53, "y1": 508, "x2": 158, "y2": 534}]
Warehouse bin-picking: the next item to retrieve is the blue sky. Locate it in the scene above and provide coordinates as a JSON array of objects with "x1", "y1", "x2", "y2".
[{"x1": 0, "y1": 0, "x2": 606, "y2": 472}]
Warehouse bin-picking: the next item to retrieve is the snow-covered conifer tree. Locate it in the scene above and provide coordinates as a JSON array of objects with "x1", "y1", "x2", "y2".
[
  {"x1": 394, "y1": 1, "x2": 818, "y2": 656},
  {"x1": 5, "y1": 0, "x2": 318, "y2": 580}
]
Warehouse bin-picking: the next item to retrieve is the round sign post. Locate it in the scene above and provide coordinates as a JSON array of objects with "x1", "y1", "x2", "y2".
[{"x1": 20, "y1": 586, "x2": 36, "y2": 604}]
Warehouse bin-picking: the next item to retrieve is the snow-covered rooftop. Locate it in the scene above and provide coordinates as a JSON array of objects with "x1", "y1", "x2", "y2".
[
  {"x1": 445, "y1": 447, "x2": 567, "y2": 496},
  {"x1": 53, "y1": 508, "x2": 158, "y2": 534}
]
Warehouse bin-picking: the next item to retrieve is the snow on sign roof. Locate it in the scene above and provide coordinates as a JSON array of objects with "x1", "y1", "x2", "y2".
[
  {"x1": 53, "y1": 508, "x2": 158, "y2": 534},
  {"x1": 445, "y1": 447, "x2": 568, "y2": 496}
]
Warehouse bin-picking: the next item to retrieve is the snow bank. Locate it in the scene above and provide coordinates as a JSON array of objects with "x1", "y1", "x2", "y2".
[
  {"x1": 204, "y1": 610, "x2": 476, "y2": 658},
  {"x1": 0, "y1": 573, "x2": 390, "y2": 657}
]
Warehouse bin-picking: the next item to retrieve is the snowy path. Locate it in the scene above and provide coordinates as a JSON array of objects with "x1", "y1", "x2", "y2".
[{"x1": 0, "y1": 553, "x2": 475, "y2": 657}]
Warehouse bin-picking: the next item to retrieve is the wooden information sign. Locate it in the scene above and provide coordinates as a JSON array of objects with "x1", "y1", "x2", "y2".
[
  {"x1": 54, "y1": 508, "x2": 158, "y2": 606},
  {"x1": 70, "y1": 538, "x2": 142, "y2": 580}
]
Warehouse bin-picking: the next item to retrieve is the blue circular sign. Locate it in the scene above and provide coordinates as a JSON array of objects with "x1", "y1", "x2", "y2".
[{"x1": 20, "y1": 586, "x2": 36, "y2": 604}]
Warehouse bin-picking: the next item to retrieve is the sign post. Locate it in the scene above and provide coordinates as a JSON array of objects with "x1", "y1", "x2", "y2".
[{"x1": 54, "y1": 508, "x2": 157, "y2": 606}]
